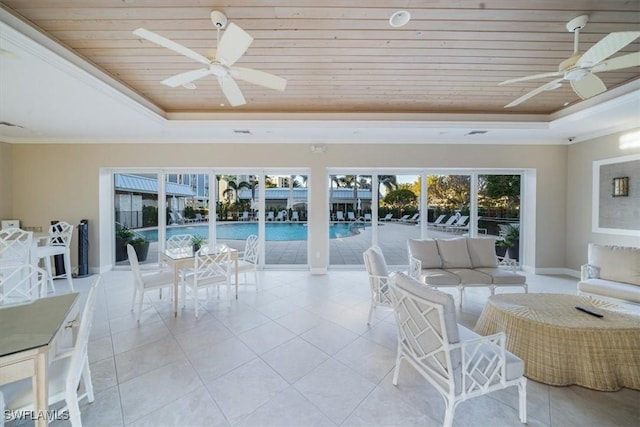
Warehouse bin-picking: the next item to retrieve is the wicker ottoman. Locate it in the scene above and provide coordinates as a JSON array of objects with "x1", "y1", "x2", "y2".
[{"x1": 475, "y1": 293, "x2": 640, "y2": 391}]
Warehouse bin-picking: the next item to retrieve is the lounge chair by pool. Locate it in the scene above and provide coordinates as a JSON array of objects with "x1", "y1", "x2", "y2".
[
  {"x1": 336, "y1": 211, "x2": 345, "y2": 221},
  {"x1": 382, "y1": 213, "x2": 393, "y2": 221},
  {"x1": 347, "y1": 212, "x2": 356, "y2": 221}
]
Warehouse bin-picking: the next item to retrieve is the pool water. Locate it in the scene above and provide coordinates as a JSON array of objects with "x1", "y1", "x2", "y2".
[{"x1": 138, "y1": 222, "x2": 366, "y2": 241}]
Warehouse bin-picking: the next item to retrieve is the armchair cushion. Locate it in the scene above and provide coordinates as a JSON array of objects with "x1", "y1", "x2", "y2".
[
  {"x1": 408, "y1": 239, "x2": 441, "y2": 269},
  {"x1": 366, "y1": 246, "x2": 389, "y2": 277},
  {"x1": 420, "y1": 269, "x2": 461, "y2": 286},
  {"x1": 458, "y1": 326, "x2": 524, "y2": 381},
  {"x1": 436, "y1": 238, "x2": 473, "y2": 269},
  {"x1": 393, "y1": 272, "x2": 459, "y2": 344}
]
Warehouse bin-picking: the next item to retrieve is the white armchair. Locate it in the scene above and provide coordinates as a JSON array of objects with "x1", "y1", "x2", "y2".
[
  {"x1": 362, "y1": 246, "x2": 393, "y2": 325},
  {"x1": 389, "y1": 272, "x2": 527, "y2": 427}
]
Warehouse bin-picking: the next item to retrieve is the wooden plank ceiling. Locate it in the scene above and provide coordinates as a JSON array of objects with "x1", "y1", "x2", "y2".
[{"x1": 3, "y1": 0, "x2": 639, "y2": 115}]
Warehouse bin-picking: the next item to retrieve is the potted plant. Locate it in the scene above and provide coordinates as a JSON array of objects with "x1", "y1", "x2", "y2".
[
  {"x1": 497, "y1": 224, "x2": 520, "y2": 261},
  {"x1": 191, "y1": 235, "x2": 205, "y2": 253},
  {"x1": 115, "y1": 226, "x2": 134, "y2": 262},
  {"x1": 131, "y1": 237, "x2": 150, "y2": 262}
]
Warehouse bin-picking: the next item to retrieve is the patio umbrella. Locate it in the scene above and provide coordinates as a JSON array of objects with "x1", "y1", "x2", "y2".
[{"x1": 357, "y1": 198, "x2": 362, "y2": 213}]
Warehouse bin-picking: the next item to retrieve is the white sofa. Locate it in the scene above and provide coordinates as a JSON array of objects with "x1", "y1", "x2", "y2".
[
  {"x1": 577, "y1": 243, "x2": 640, "y2": 307},
  {"x1": 408, "y1": 237, "x2": 527, "y2": 307}
]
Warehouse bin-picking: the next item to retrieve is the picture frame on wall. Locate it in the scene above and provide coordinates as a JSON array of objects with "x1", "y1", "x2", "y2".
[{"x1": 592, "y1": 153, "x2": 640, "y2": 236}]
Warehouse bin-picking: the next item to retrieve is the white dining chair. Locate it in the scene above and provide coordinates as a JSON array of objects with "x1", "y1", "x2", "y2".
[
  {"x1": 32, "y1": 221, "x2": 74, "y2": 293},
  {"x1": 0, "y1": 264, "x2": 47, "y2": 305},
  {"x1": 232, "y1": 234, "x2": 259, "y2": 292},
  {"x1": 128, "y1": 244, "x2": 174, "y2": 322},
  {"x1": 181, "y1": 245, "x2": 232, "y2": 318},
  {"x1": 0, "y1": 227, "x2": 33, "y2": 265},
  {"x1": 363, "y1": 246, "x2": 393, "y2": 325},
  {"x1": 1, "y1": 276, "x2": 101, "y2": 427},
  {"x1": 166, "y1": 233, "x2": 194, "y2": 251}
]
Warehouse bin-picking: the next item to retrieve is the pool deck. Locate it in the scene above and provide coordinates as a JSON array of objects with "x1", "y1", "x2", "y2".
[{"x1": 127, "y1": 220, "x2": 487, "y2": 267}]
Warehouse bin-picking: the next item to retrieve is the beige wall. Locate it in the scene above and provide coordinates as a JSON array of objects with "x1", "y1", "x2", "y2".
[
  {"x1": 566, "y1": 130, "x2": 640, "y2": 271},
  {"x1": 0, "y1": 141, "x2": 13, "y2": 220},
  {"x1": 9, "y1": 142, "x2": 569, "y2": 271}
]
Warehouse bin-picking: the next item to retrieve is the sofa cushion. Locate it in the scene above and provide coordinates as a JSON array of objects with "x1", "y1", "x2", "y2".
[
  {"x1": 420, "y1": 269, "x2": 461, "y2": 286},
  {"x1": 408, "y1": 239, "x2": 441, "y2": 269},
  {"x1": 589, "y1": 244, "x2": 640, "y2": 286},
  {"x1": 437, "y1": 238, "x2": 472, "y2": 269},
  {"x1": 476, "y1": 268, "x2": 527, "y2": 285},
  {"x1": 578, "y1": 278, "x2": 640, "y2": 304},
  {"x1": 467, "y1": 238, "x2": 499, "y2": 268},
  {"x1": 448, "y1": 268, "x2": 492, "y2": 285}
]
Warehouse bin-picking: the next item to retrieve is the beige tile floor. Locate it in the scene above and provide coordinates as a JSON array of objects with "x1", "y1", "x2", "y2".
[{"x1": 9, "y1": 270, "x2": 640, "y2": 427}]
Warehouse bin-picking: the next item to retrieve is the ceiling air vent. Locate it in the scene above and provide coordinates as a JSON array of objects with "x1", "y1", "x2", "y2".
[
  {"x1": 233, "y1": 129, "x2": 252, "y2": 135},
  {"x1": 466, "y1": 130, "x2": 488, "y2": 136}
]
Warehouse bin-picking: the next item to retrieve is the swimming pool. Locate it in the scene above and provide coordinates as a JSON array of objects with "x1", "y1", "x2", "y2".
[{"x1": 137, "y1": 222, "x2": 365, "y2": 241}]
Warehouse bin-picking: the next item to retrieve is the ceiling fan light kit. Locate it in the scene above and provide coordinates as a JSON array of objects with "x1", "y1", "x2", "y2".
[
  {"x1": 133, "y1": 11, "x2": 287, "y2": 107},
  {"x1": 500, "y1": 15, "x2": 640, "y2": 108}
]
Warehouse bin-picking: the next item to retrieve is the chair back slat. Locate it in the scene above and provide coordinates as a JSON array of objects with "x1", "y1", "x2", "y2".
[
  {"x1": 0, "y1": 264, "x2": 46, "y2": 305},
  {"x1": 166, "y1": 234, "x2": 194, "y2": 250},
  {"x1": 0, "y1": 228, "x2": 33, "y2": 265},
  {"x1": 243, "y1": 235, "x2": 259, "y2": 264},
  {"x1": 47, "y1": 221, "x2": 73, "y2": 247}
]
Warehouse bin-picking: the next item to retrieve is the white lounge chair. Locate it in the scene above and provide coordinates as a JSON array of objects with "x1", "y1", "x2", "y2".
[
  {"x1": 444, "y1": 215, "x2": 469, "y2": 232},
  {"x1": 364, "y1": 213, "x2": 372, "y2": 222},
  {"x1": 382, "y1": 213, "x2": 393, "y2": 221},
  {"x1": 240, "y1": 211, "x2": 249, "y2": 221},
  {"x1": 347, "y1": 211, "x2": 356, "y2": 221},
  {"x1": 276, "y1": 210, "x2": 286, "y2": 221},
  {"x1": 336, "y1": 211, "x2": 345, "y2": 221},
  {"x1": 434, "y1": 216, "x2": 457, "y2": 229},
  {"x1": 266, "y1": 211, "x2": 275, "y2": 221},
  {"x1": 291, "y1": 211, "x2": 300, "y2": 221},
  {"x1": 429, "y1": 214, "x2": 447, "y2": 227}
]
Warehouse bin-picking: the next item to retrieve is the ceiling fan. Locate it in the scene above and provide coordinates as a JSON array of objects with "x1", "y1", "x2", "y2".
[
  {"x1": 133, "y1": 11, "x2": 286, "y2": 107},
  {"x1": 500, "y1": 15, "x2": 640, "y2": 108}
]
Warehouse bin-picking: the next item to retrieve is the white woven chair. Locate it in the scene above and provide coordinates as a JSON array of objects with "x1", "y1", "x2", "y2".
[
  {"x1": 128, "y1": 244, "x2": 174, "y2": 322},
  {"x1": 389, "y1": 272, "x2": 527, "y2": 427},
  {"x1": 32, "y1": 221, "x2": 74, "y2": 293},
  {"x1": 232, "y1": 234, "x2": 259, "y2": 292},
  {"x1": 1, "y1": 276, "x2": 100, "y2": 427},
  {"x1": 0, "y1": 227, "x2": 33, "y2": 265},
  {"x1": 0, "y1": 264, "x2": 47, "y2": 305},
  {"x1": 181, "y1": 245, "x2": 232, "y2": 318},
  {"x1": 362, "y1": 246, "x2": 393, "y2": 325},
  {"x1": 166, "y1": 234, "x2": 194, "y2": 251}
]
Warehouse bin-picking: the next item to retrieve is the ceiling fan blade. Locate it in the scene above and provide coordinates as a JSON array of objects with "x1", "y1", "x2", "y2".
[
  {"x1": 215, "y1": 23, "x2": 254, "y2": 67},
  {"x1": 504, "y1": 78, "x2": 563, "y2": 108},
  {"x1": 591, "y1": 52, "x2": 640, "y2": 72},
  {"x1": 133, "y1": 28, "x2": 210, "y2": 65},
  {"x1": 570, "y1": 73, "x2": 606, "y2": 99},
  {"x1": 231, "y1": 67, "x2": 287, "y2": 91},
  {"x1": 577, "y1": 31, "x2": 640, "y2": 67},
  {"x1": 498, "y1": 71, "x2": 563, "y2": 86},
  {"x1": 161, "y1": 68, "x2": 212, "y2": 87},
  {"x1": 218, "y1": 76, "x2": 246, "y2": 106}
]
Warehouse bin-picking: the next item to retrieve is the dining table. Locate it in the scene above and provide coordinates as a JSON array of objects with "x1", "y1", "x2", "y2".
[
  {"x1": 160, "y1": 246, "x2": 239, "y2": 317},
  {"x1": 0, "y1": 292, "x2": 80, "y2": 427}
]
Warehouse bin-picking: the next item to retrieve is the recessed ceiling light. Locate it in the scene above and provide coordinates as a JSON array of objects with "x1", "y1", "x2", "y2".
[
  {"x1": 389, "y1": 10, "x2": 411, "y2": 28},
  {"x1": 219, "y1": 103, "x2": 225, "y2": 107},
  {"x1": 563, "y1": 102, "x2": 570, "y2": 106},
  {"x1": 181, "y1": 83, "x2": 196, "y2": 90}
]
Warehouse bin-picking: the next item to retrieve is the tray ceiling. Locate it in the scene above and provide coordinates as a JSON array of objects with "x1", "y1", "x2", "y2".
[{"x1": 2, "y1": 0, "x2": 639, "y2": 116}]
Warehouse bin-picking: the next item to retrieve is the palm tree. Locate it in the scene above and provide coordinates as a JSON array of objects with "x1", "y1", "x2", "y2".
[{"x1": 377, "y1": 175, "x2": 397, "y2": 199}]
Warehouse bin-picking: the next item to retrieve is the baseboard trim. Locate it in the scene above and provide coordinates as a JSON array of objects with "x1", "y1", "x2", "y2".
[
  {"x1": 310, "y1": 267, "x2": 327, "y2": 275},
  {"x1": 535, "y1": 267, "x2": 580, "y2": 278}
]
